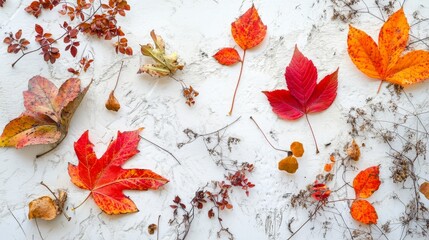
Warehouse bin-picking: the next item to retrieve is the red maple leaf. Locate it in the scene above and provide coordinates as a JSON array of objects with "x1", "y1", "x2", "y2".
[
  {"x1": 68, "y1": 128, "x2": 169, "y2": 214},
  {"x1": 263, "y1": 45, "x2": 339, "y2": 153}
]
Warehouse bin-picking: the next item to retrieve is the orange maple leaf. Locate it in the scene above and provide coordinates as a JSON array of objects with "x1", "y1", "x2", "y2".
[
  {"x1": 68, "y1": 129, "x2": 169, "y2": 215},
  {"x1": 213, "y1": 4, "x2": 267, "y2": 115},
  {"x1": 347, "y1": 8, "x2": 429, "y2": 92}
]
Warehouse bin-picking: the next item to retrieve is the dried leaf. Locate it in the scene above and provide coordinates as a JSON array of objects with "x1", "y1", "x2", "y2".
[
  {"x1": 231, "y1": 4, "x2": 267, "y2": 50},
  {"x1": 138, "y1": 30, "x2": 183, "y2": 77},
  {"x1": 148, "y1": 223, "x2": 157, "y2": 235},
  {"x1": 213, "y1": 48, "x2": 241, "y2": 66},
  {"x1": 0, "y1": 76, "x2": 91, "y2": 152},
  {"x1": 290, "y1": 141, "x2": 304, "y2": 157},
  {"x1": 105, "y1": 91, "x2": 120, "y2": 112},
  {"x1": 324, "y1": 163, "x2": 333, "y2": 172},
  {"x1": 353, "y1": 166, "x2": 381, "y2": 199},
  {"x1": 68, "y1": 129, "x2": 169, "y2": 214},
  {"x1": 350, "y1": 199, "x2": 378, "y2": 224},
  {"x1": 28, "y1": 196, "x2": 58, "y2": 220},
  {"x1": 278, "y1": 156, "x2": 298, "y2": 174},
  {"x1": 348, "y1": 8, "x2": 429, "y2": 87},
  {"x1": 311, "y1": 182, "x2": 331, "y2": 201},
  {"x1": 419, "y1": 182, "x2": 429, "y2": 200},
  {"x1": 347, "y1": 139, "x2": 360, "y2": 161},
  {"x1": 28, "y1": 187, "x2": 67, "y2": 221}
]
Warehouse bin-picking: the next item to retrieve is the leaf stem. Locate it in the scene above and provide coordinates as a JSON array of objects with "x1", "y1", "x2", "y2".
[
  {"x1": 377, "y1": 80, "x2": 383, "y2": 94},
  {"x1": 157, "y1": 215, "x2": 161, "y2": 240},
  {"x1": 249, "y1": 116, "x2": 292, "y2": 154},
  {"x1": 113, "y1": 61, "x2": 124, "y2": 92},
  {"x1": 305, "y1": 114, "x2": 319, "y2": 154},
  {"x1": 72, "y1": 193, "x2": 91, "y2": 211},
  {"x1": 287, "y1": 202, "x2": 322, "y2": 240},
  {"x1": 201, "y1": 116, "x2": 241, "y2": 136},
  {"x1": 36, "y1": 132, "x2": 67, "y2": 158},
  {"x1": 8, "y1": 207, "x2": 26, "y2": 238},
  {"x1": 228, "y1": 50, "x2": 246, "y2": 116},
  {"x1": 140, "y1": 136, "x2": 181, "y2": 165},
  {"x1": 35, "y1": 219, "x2": 44, "y2": 240}
]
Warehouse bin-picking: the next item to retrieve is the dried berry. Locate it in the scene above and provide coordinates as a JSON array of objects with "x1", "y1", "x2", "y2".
[{"x1": 347, "y1": 139, "x2": 360, "y2": 161}]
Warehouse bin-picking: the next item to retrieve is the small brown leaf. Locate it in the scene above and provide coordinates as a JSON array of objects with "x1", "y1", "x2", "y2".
[
  {"x1": 28, "y1": 196, "x2": 58, "y2": 220},
  {"x1": 105, "y1": 91, "x2": 120, "y2": 112},
  {"x1": 278, "y1": 156, "x2": 298, "y2": 174},
  {"x1": 419, "y1": 182, "x2": 429, "y2": 200},
  {"x1": 148, "y1": 223, "x2": 157, "y2": 235},
  {"x1": 347, "y1": 139, "x2": 360, "y2": 161}
]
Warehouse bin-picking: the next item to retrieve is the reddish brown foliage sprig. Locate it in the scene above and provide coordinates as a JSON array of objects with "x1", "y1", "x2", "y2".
[
  {"x1": 115, "y1": 37, "x2": 132, "y2": 55},
  {"x1": 35, "y1": 24, "x2": 60, "y2": 63},
  {"x1": 6, "y1": 0, "x2": 132, "y2": 67},
  {"x1": 62, "y1": 22, "x2": 80, "y2": 57},
  {"x1": 3, "y1": 30, "x2": 30, "y2": 54},
  {"x1": 101, "y1": 0, "x2": 130, "y2": 16},
  {"x1": 25, "y1": 0, "x2": 60, "y2": 18},
  {"x1": 68, "y1": 56, "x2": 94, "y2": 75},
  {"x1": 0, "y1": 0, "x2": 5, "y2": 7},
  {"x1": 59, "y1": 0, "x2": 93, "y2": 21}
]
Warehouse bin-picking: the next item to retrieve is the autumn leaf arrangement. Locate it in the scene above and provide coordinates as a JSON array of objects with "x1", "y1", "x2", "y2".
[{"x1": 2, "y1": 1, "x2": 429, "y2": 239}]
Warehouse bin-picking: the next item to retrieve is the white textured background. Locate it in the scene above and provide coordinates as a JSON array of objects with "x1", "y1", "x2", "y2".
[{"x1": 1, "y1": 0, "x2": 429, "y2": 239}]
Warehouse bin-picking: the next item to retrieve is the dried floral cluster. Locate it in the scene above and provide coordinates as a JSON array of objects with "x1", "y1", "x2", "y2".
[
  {"x1": 330, "y1": 0, "x2": 396, "y2": 23},
  {"x1": 170, "y1": 163, "x2": 254, "y2": 240},
  {"x1": 170, "y1": 118, "x2": 255, "y2": 239}
]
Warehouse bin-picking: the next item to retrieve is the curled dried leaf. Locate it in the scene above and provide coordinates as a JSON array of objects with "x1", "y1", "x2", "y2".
[
  {"x1": 28, "y1": 190, "x2": 67, "y2": 221},
  {"x1": 138, "y1": 30, "x2": 183, "y2": 77},
  {"x1": 329, "y1": 154, "x2": 336, "y2": 162},
  {"x1": 419, "y1": 182, "x2": 429, "y2": 200},
  {"x1": 290, "y1": 141, "x2": 304, "y2": 157},
  {"x1": 28, "y1": 195, "x2": 59, "y2": 220},
  {"x1": 278, "y1": 156, "x2": 298, "y2": 174},
  {"x1": 347, "y1": 139, "x2": 360, "y2": 161},
  {"x1": 105, "y1": 91, "x2": 120, "y2": 112},
  {"x1": 148, "y1": 223, "x2": 157, "y2": 235}
]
